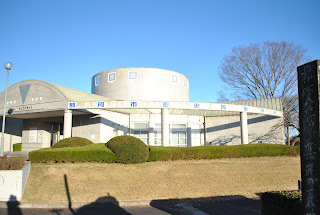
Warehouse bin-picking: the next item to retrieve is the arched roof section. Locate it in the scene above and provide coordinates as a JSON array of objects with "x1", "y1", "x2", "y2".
[
  {"x1": 0, "y1": 80, "x2": 113, "y2": 105},
  {"x1": 0, "y1": 80, "x2": 114, "y2": 118}
]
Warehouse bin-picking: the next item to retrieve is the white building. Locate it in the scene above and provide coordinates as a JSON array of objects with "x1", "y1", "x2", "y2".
[{"x1": 0, "y1": 68, "x2": 285, "y2": 152}]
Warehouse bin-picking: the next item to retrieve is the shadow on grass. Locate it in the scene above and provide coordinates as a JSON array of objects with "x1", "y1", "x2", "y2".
[{"x1": 61, "y1": 174, "x2": 131, "y2": 215}]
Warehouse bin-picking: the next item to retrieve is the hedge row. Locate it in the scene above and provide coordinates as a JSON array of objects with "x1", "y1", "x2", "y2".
[
  {"x1": 13, "y1": 143, "x2": 22, "y2": 152},
  {"x1": 107, "y1": 136, "x2": 149, "y2": 164},
  {"x1": 29, "y1": 143, "x2": 116, "y2": 163},
  {"x1": 261, "y1": 191, "x2": 302, "y2": 215},
  {"x1": 29, "y1": 143, "x2": 300, "y2": 163},
  {"x1": 53, "y1": 137, "x2": 93, "y2": 148},
  {"x1": 148, "y1": 144, "x2": 300, "y2": 161}
]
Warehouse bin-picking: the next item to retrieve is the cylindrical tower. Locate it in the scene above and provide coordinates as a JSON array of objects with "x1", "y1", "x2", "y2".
[{"x1": 91, "y1": 68, "x2": 189, "y2": 101}]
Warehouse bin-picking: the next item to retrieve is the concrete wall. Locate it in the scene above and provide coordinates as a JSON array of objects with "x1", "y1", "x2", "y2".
[
  {"x1": 22, "y1": 119, "x2": 52, "y2": 151},
  {"x1": 0, "y1": 161, "x2": 31, "y2": 201},
  {"x1": 92, "y1": 68, "x2": 189, "y2": 102},
  {"x1": 100, "y1": 110, "x2": 130, "y2": 143},
  {"x1": 0, "y1": 118, "x2": 22, "y2": 151},
  {"x1": 206, "y1": 113, "x2": 285, "y2": 145},
  {"x1": 72, "y1": 114, "x2": 102, "y2": 143}
]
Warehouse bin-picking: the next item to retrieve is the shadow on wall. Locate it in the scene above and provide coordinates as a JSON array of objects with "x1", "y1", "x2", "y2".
[
  {"x1": 208, "y1": 134, "x2": 241, "y2": 146},
  {"x1": 207, "y1": 115, "x2": 278, "y2": 133},
  {"x1": 0, "y1": 118, "x2": 23, "y2": 136},
  {"x1": 72, "y1": 115, "x2": 129, "y2": 136},
  {"x1": 207, "y1": 115, "x2": 284, "y2": 145}
]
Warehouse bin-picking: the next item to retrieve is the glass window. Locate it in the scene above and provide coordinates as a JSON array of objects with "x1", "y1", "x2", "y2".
[
  {"x1": 129, "y1": 71, "x2": 137, "y2": 80},
  {"x1": 191, "y1": 124, "x2": 201, "y2": 146},
  {"x1": 154, "y1": 123, "x2": 162, "y2": 146},
  {"x1": 134, "y1": 123, "x2": 148, "y2": 129},
  {"x1": 132, "y1": 123, "x2": 148, "y2": 144},
  {"x1": 170, "y1": 124, "x2": 186, "y2": 147},
  {"x1": 184, "y1": 79, "x2": 188, "y2": 87},
  {"x1": 172, "y1": 75, "x2": 177, "y2": 83},
  {"x1": 95, "y1": 76, "x2": 100, "y2": 86},
  {"x1": 108, "y1": 72, "x2": 116, "y2": 82}
]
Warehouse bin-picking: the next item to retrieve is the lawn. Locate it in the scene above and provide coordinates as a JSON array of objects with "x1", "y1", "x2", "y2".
[{"x1": 22, "y1": 156, "x2": 301, "y2": 203}]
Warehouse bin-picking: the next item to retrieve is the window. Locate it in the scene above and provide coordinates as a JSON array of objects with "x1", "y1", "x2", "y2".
[
  {"x1": 191, "y1": 124, "x2": 201, "y2": 146},
  {"x1": 132, "y1": 123, "x2": 148, "y2": 144},
  {"x1": 108, "y1": 72, "x2": 116, "y2": 83},
  {"x1": 184, "y1": 79, "x2": 188, "y2": 87},
  {"x1": 95, "y1": 76, "x2": 100, "y2": 86},
  {"x1": 172, "y1": 75, "x2": 177, "y2": 83},
  {"x1": 154, "y1": 123, "x2": 162, "y2": 146},
  {"x1": 170, "y1": 124, "x2": 186, "y2": 147},
  {"x1": 128, "y1": 71, "x2": 137, "y2": 80}
]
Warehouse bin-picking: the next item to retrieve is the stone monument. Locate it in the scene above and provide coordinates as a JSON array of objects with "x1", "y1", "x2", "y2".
[{"x1": 297, "y1": 60, "x2": 320, "y2": 215}]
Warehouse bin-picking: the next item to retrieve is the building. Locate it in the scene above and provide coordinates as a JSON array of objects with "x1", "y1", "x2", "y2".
[{"x1": 0, "y1": 68, "x2": 285, "y2": 152}]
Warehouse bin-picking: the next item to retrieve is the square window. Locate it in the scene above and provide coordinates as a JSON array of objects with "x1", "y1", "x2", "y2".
[
  {"x1": 129, "y1": 71, "x2": 137, "y2": 80},
  {"x1": 108, "y1": 72, "x2": 116, "y2": 82},
  {"x1": 184, "y1": 79, "x2": 188, "y2": 87},
  {"x1": 172, "y1": 75, "x2": 177, "y2": 83},
  {"x1": 95, "y1": 76, "x2": 100, "y2": 86}
]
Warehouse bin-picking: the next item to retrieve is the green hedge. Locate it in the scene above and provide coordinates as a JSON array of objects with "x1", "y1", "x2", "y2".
[
  {"x1": 29, "y1": 143, "x2": 116, "y2": 163},
  {"x1": 53, "y1": 137, "x2": 93, "y2": 148},
  {"x1": 148, "y1": 144, "x2": 300, "y2": 162},
  {"x1": 261, "y1": 191, "x2": 302, "y2": 215},
  {"x1": 13, "y1": 143, "x2": 22, "y2": 152},
  {"x1": 107, "y1": 136, "x2": 149, "y2": 164}
]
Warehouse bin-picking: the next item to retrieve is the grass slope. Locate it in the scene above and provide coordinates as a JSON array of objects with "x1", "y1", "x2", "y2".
[{"x1": 23, "y1": 156, "x2": 301, "y2": 202}]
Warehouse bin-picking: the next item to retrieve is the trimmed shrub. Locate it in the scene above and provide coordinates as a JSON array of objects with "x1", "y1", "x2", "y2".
[
  {"x1": 261, "y1": 191, "x2": 302, "y2": 215},
  {"x1": 53, "y1": 137, "x2": 93, "y2": 148},
  {"x1": 148, "y1": 144, "x2": 300, "y2": 162},
  {"x1": 29, "y1": 143, "x2": 116, "y2": 163},
  {"x1": 106, "y1": 136, "x2": 149, "y2": 164},
  {"x1": 13, "y1": 143, "x2": 22, "y2": 152},
  {"x1": 0, "y1": 156, "x2": 25, "y2": 170}
]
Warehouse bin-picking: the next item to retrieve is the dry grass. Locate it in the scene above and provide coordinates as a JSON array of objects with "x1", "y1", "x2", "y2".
[{"x1": 22, "y1": 156, "x2": 301, "y2": 202}]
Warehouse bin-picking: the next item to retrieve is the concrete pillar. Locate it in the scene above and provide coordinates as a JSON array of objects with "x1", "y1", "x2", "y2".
[
  {"x1": 201, "y1": 125, "x2": 205, "y2": 146},
  {"x1": 240, "y1": 112, "x2": 248, "y2": 145},
  {"x1": 148, "y1": 115, "x2": 154, "y2": 146},
  {"x1": 63, "y1": 110, "x2": 72, "y2": 139},
  {"x1": 187, "y1": 121, "x2": 192, "y2": 147},
  {"x1": 161, "y1": 108, "x2": 169, "y2": 146}
]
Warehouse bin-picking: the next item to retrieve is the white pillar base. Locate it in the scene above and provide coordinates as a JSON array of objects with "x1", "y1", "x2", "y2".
[
  {"x1": 240, "y1": 112, "x2": 248, "y2": 145},
  {"x1": 161, "y1": 109, "x2": 169, "y2": 147},
  {"x1": 63, "y1": 110, "x2": 72, "y2": 139}
]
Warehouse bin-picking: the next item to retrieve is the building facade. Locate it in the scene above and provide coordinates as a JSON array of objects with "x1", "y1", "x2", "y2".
[{"x1": 0, "y1": 68, "x2": 285, "y2": 152}]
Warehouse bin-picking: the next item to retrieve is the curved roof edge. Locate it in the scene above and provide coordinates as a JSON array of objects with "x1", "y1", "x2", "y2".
[
  {"x1": 220, "y1": 97, "x2": 283, "y2": 111},
  {"x1": 1, "y1": 79, "x2": 115, "y2": 102}
]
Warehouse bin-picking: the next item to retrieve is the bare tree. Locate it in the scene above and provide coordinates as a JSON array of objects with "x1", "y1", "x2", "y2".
[{"x1": 219, "y1": 41, "x2": 309, "y2": 144}]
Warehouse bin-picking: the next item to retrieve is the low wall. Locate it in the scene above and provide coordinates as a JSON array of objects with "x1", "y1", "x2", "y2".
[{"x1": 0, "y1": 161, "x2": 31, "y2": 201}]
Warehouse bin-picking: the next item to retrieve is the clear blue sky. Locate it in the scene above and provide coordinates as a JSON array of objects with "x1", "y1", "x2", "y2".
[{"x1": 1, "y1": 0, "x2": 319, "y2": 102}]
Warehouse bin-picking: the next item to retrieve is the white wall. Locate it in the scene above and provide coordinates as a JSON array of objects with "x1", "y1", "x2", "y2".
[{"x1": 206, "y1": 113, "x2": 285, "y2": 145}]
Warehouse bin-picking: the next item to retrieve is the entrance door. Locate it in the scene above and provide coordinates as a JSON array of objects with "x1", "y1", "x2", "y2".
[{"x1": 51, "y1": 123, "x2": 61, "y2": 147}]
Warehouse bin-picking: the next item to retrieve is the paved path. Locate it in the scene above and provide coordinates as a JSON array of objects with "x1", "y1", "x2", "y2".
[{"x1": 0, "y1": 196, "x2": 261, "y2": 215}]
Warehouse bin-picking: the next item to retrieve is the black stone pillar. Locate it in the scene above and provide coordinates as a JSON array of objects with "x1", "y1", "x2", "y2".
[{"x1": 297, "y1": 60, "x2": 320, "y2": 215}]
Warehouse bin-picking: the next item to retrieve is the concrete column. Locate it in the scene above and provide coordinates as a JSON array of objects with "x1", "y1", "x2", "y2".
[
  {"x1": 148, "y1": 115, "x2": 154, "y2": 146},
  {"x1": 63, "y1": 110, "x2": 72, "y2": 139},
  {"x1": 187, "y1": 121, "x2": 192, "y2": 147},
  {"x1": 161, "y1": 108, "x2": 169, "y2": 147},
  {"x1": 201, "y1": 125, "x2": 205, "y2": 146},
  {"x1": 240, "y1": 112, "x2": 248, "y2": 145}
]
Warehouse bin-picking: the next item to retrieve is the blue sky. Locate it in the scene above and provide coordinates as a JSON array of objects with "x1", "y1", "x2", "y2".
[{"x1": 0, "y1": 0, "x2": 319, "y2": 102}]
